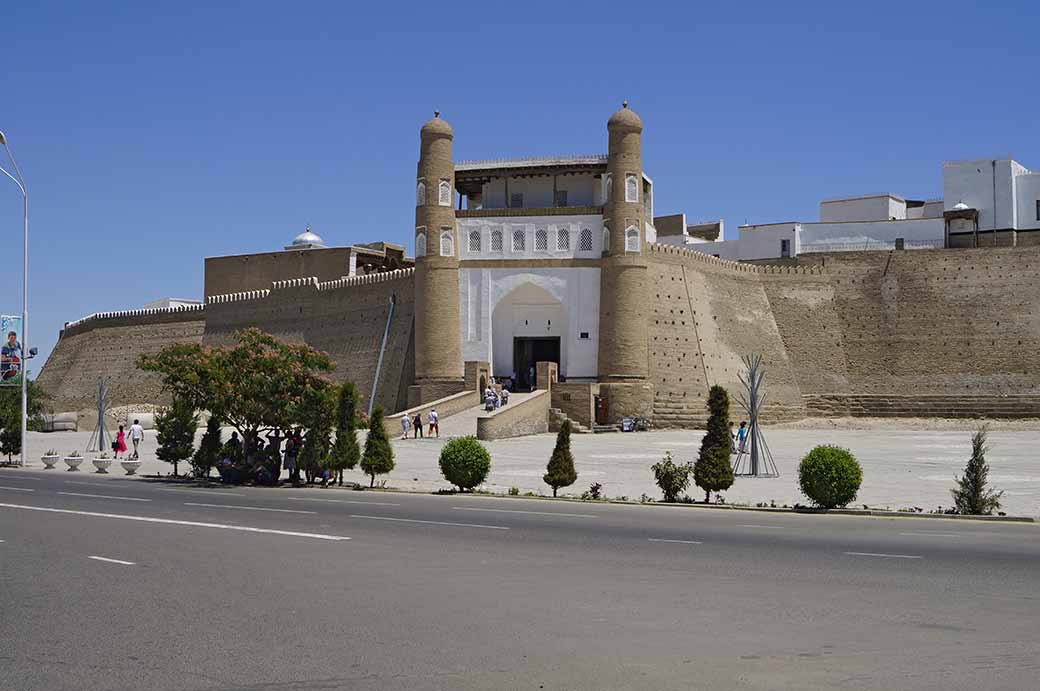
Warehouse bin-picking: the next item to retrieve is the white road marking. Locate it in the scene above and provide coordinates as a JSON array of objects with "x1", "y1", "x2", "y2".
[
  {"x1": 184, "y1": 502, "x2": 315, "y2": 514},
  {"x1": 898, "y1": 532, "x2": 963, "y2": 538},
  {"x1": 452, "y1": 507, "x2": 597, "y2": 518},
  {"x1": 349, "y1": 514, "x2": 509, "y2": 530},
  {"x1": 58, "y1": 491, "x2": 151, "y2": 502},
  {"x1": 739, "y1": 524, "x2": 785, "y2": 529},
  {"x1": 0, "y1": 485, "x2": 35, "y2": 492},
  {"x1": 844, "y1": 552, "x2": 923, "y2": 559},
  {"x1": 155, "y1": 488, "x2": 245, "y2": 497},
  {"x1": 0, "y1": 475, "x2": 39, "y2": 481},
  {"x1": 64, "y1": 481, "x2": 109, "y2": 486},
  {"x1": 648, "y1": 538, "x2": 704, "y2": 545},
  {"x1": 88, "y1": 555, "x2": 135, "y2": 566},
  {"x1": 288, "y1": 497, "x2": 401, "y2": 507},
  {"x1": 0, "y1": 502, "x2": 350, "y2": 541}
]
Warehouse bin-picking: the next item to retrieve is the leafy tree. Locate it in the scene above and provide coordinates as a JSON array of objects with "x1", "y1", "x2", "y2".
[
  {"x1": 298, "y1": 385, "x2": 337, "y2": 483},
  {"x1": 798, "y1": 445, "x2": 862, "y2": 509},
  {"x1": 0, "y1": 425, "x2": 19, "y2": 461},
  {"x1": 139, "y1": 328, "x2": 335, "y2": 451},
  {"x1": 360, "y1": 406, "x2": 394, "y2": 487},
  {"x1": 154, "y1": 396, "x2": 199, "y2": 476},
  {"x1": 439, "y1": 437, "x2": 492, "y2": 491},
  {"x1": 544, "y1": 419, "x2": 577, "y2": 497},
  {"x1": 191, "y1": 416, "x2": 222, "y2": 479},
  {"x1": 694, "y1": 385, "x2": 735, "y2": 502},
  {"x1": 0, "y1": 379, "x2": 49, "y2": 438},
  {"x1": 951, "y1": 427, "x2": 1003, "y2": 515},
  {"x1": 327, "y1": 382, "x2": 361, "y2": 484},
  {"x1": 651, "y1": 452, "x2": 693, "y2": 502}
]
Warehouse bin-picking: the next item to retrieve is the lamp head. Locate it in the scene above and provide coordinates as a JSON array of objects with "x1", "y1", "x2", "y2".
[{"x1": 0, "y1": 130, "x2": 6, "y2": 146}]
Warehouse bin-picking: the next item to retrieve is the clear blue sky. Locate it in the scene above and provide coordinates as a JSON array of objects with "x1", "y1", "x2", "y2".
[{"x1": 2, "y1": 0, "x2": 1037, "y2": 367}]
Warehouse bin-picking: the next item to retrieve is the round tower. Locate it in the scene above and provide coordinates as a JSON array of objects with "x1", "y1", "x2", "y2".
[
  {"x1": 412, "y1": 112, "x2": 463, "y2": 402},
  {"x1": 596, "y1": 102, "x2": 653, "y2": 421}
]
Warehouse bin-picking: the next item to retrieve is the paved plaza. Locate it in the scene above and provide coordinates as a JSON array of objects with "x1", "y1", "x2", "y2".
[{"x1": 13, "y1": 417, "x2": 1040, "y2": 517}]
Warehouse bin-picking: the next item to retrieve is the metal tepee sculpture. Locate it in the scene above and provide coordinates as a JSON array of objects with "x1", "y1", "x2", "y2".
[
  {"x1": 85, "y1": 377, "x2": 112, "y2": 454},
  {"x1": 733, "y1": 354, "x2": 779, "y2": 478}
]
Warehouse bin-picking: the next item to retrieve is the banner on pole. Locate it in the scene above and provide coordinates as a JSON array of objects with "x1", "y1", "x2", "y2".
[{"x1": 0, "y1": 315, "x2": 23, "y2": 386}]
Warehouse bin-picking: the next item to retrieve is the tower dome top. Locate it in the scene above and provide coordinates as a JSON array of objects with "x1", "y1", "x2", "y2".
[
  {"x1": 607, "y1": 100, "x2": 642, "y2": 132},
  {"x1": 285, "y1": 225, "x2": 326, "y2": 250},
  {"x1": 421, "y1": 110, "x2": 453, "y2": 138}
]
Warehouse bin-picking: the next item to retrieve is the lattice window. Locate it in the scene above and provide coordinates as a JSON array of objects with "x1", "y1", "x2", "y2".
[
  {"x1": 625, "y1": 174, "x2": 638, "y2": 203},
  {"x1": 415, "y1": 180, "x2": 426, "y2": 206},
  {"x1": 415, "y1": 229, "x2": 427, "y2": 257},
  {"x1": 603, "y1": 174, "x2": 612, "y2": 203},
  {"x1": 467, "y1": 229, "x2": 481, "y2": 253},
  {"x1": 557, "y1": 227, "x2": 571, "y2": 251},
  {"x1": 440, "y1": 230, "x2": 454, "y2": 257},
  {"x1": 625, "y1": 226, "x2": 640, "y2": 252},
  {"x1": 438, "y1": 179, "x2": 452, "y2": 206},
  {"x1": 490, "y1": 228, "x2": 503, "y2": 252},
  {"x1": 602, "y1": 227, "x2": 610, "y2": 253},
  {"x1": 579, "y1": 228, "x2": 593, "y2": 252},
  {"x1": 512, "y1": 228, "x2": 526, "y2": 252},
  {"x1": 535, "y1": 228, "x2": 548, "y2": 251}
]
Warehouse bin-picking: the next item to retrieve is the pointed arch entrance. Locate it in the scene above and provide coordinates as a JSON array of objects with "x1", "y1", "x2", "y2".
[{"x1": 491, "y1": 281, "x2": 567, "y2": 391}]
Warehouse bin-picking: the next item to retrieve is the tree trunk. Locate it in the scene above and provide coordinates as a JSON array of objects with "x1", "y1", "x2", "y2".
[
  {"x1": 370, "y1": 473, "x2": 375, "y2": 488},
  {"x1": 705, "y1": 490, "x2": 711, "y2": 503},
  {"x1": 553, "y1": 487, "x2": 557, "y2": 497}
]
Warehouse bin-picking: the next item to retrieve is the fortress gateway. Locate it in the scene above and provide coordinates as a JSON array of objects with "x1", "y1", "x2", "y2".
[{"x1": 38, "y1": 105, "x2": 1040, "y2": 434}]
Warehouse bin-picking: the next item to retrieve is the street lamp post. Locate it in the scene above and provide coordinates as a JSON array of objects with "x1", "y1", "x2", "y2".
[{"x1": 0, "y1": 130, "x2": 29, "y2": 467}]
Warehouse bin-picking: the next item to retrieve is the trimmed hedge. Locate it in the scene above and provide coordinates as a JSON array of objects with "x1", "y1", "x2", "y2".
[
  {"x1": 439, "y1": 436, "x2": 492, "y2": 491},
  {"x1": 798, "y1": 445, "x2": 863, "y2": 509}
]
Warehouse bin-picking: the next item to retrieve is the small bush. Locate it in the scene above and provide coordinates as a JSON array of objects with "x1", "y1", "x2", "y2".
[
  {"x1": 651, "y1": 452, "x2": 693, "y2": 503},
  {"x1": 508, "y1": 486, "x2": 520, "y2": 496},
  {"x1": 798, "y1": 445, "x2": 863, "y2": 509},
  {"x1": 544, "y1": 420, "x2": 577, "y2": 497},
  {"x1": 360, "y1": 406, "x2": 394, "y2": 487},
  {"x1": 951, "y1": 427, "x2": 1003, "y2": 515},
  {"x1": 580, "y1": 482, "x2": 603, "y2": 501},
  {"x1": 439, "y1": 436, "x2": 491, "y2": 491}
]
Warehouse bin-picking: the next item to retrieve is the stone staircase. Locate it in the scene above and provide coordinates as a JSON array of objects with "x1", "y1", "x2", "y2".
[
  {"x1": 548, "y1": 407, "x2": 591, "y2": 434},
  {"x1": 804, "y1": 394, "x2": 1040, "y2": 419}
]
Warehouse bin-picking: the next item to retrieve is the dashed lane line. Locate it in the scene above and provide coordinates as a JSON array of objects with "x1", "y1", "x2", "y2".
[
  {"x1": 739, "y1": 524, "x2": 785, "y2": 529},
  {"x1": 183, "y1": 502, "x2": 315, "y2": 514},
  {"x1": 452, "y1": 507, "x2": 598, "y2": 518},
  {"x1": 155, "y1": 488, "x2": 245, "y2": 497},
  {"x1": 0, "y1": 502, "x2": 350, "y2": 541},
  {"x1": 844, "y1": 551, "x2": 923, "y2": 559},
  {"x1": 898, "y1": 532, "x2": 963, "y2": 538},
  {"x1": 349, "y1": 514, "x2": 509, "y2": 530},
  {"x1": 0, "y1": 485, "x2": 35, "y2": 492},
  {"x1": 88, "y1": 555, "x2": 136, "y2": 566},
  {"x1": 58, "y1": 491, "x2": 151, "y2": 502},
  {"x1": 288, "y1": 497, "x2": 401, "y2": 507},
  {"x1": 648, "y1": 538, "x2": 704, "y2": 545}
]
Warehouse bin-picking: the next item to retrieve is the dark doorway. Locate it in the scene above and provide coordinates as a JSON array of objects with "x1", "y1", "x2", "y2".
[{"x1": 513, "y1": 337, "x2": 560, "y2": 392}]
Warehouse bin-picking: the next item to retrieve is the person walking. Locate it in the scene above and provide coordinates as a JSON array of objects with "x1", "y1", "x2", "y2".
[
  {"x1": 736, "y1": 420, "x2": 748, "y2": 454},
  {"x1": 113, "y1": 424, "x2": 128, "y2": 459},
  {"x1": 284, "y1": 432, "x2": 301, "y2": 487},
  {"x1": 400, "y1": 414, "x2": 411, "y2": 440},
  {"x1": 428, "y1": 408, "x2": 439, "y2": 437},
  {"x1": 528, "y1": 365, "x2": 536, "y2": 391},
  {"x1": 128, "y1": 419, "x2": 145, "y2": 459},
  {"x1": 413, "y1": 412, "x2": 423, "y2": 439}
]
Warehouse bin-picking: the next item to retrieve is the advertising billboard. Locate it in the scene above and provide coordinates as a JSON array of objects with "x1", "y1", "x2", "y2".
[{"x1": 0, "y1": 315, "x2": 23, "y2": 386}]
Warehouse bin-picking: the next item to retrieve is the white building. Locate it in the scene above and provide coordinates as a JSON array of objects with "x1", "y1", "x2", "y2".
[{"x1": 683, "y1": 157, "x2": 1040, "y2": 261}]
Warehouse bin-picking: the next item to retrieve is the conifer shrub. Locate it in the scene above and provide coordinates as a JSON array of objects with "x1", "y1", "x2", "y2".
[
  {"x1": 694, "y1": 385, "x2": 735, "y2": 503},
  {"x1": 191, "y1": 416, "x2": 222, "y2": 478},
  {"x1": 951, "y1": 427, "x2": 1003, "y2": 515},
  {"x1": 798, "y1": 445, "x2": 862, "y2": 509},
  {"x1": 155, "y1": 396, "x2": 198, "y2": 476},
  {"x1": 439, "y1": 436, "x2": 492, "y2": 491},
  {"x1": 544, "y1": 419, "x2": 578, "y2": 497},
  {"x1": 360, "y1": 406, "x2": 394, "y2": 487},
  {"x1": 651, "y1": 452, "x2": 693, "y2": 503},
  {"x1": 328, "y1": 382, "x2": 361, "y2": 484}
]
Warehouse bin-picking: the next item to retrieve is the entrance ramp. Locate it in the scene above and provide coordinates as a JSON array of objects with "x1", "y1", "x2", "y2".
[{"x1": 439, "y1": 392, "x2": 538, "y2": 437}]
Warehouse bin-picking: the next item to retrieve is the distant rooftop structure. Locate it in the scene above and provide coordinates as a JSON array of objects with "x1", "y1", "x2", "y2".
[
  {"x1": 285, "y1": 225, "x2": 326, "y2": 250},
  {"x1": 455, "y1": 154, "x2": 607, "y2": 172}
]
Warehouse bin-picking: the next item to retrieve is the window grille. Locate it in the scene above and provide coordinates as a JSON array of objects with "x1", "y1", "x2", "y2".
[
  {"x1": 490, "y1": 229, "x2": 503, "y2": 252},
  {"x1": 555, "y1": 190, "x2": 568, "y2": 207},
  {"x1": 557, "y1": 227, "x2": 571, "y2": 251},
  {"x1": 512, "y1": 228, "x2": 526, "y2": 252},
  {"x1": 579, "y1": 228, "x2": 593, "y2": 252},
  {"x1": 468, "y1": 229, "x2": 481, "y2": 253},
  {"x1": 415, "y1": 230, "x2": 426, "y2": 257},
  {"x1": 440, "y1": 231, "x2": 454, "y2": 257},
  {"x1": 625, "y1": 227, "x2": 640, "y2": 252},
  {"x1": 438, "y1": 180, "x2": 451, "y2": 206},
  {"x1": 415, "y1": 180, "x2": 425, "y2": 206},
  {"x1": 625, "y1": 174, "x2": 638, "y2": 203},
  {"x1": 535, "y1": 228, "x2": 548, "y2": 251},
  {"x1": 510, "y1": 193, "x2": 524, "y2": 208},
  {"x1": 602, "y1": 227, "x2": 610, "y2": 252},
  {"x1": 603, "y1": 174, "x2": 612, "y2": 203}
]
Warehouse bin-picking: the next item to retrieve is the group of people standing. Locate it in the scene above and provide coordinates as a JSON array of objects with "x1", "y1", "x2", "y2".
[
  {"x1": 216, "y1": 428, "x2": 321, "y2": 487},
  {"x1": 400, "y1": 408, "x2": 439, "y2": 439}
]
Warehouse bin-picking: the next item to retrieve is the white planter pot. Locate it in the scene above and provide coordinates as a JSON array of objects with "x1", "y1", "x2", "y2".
[
  {"x1": 64, "y1": 456, "x2": 84, "y2": 471},
  {"x1": 41, "y1": 455, "x2": 60, "y2": 469},
  {"x1": 92, "y1": 458, "x2": 113, "y2": 474},
  {"x1": 120, "y1": 460, "x2": 142, "y2": 476}
]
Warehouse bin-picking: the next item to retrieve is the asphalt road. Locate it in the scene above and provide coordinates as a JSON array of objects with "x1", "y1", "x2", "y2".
[{"x1": 1, "y1": 470, "x2": 1038, "y2": 690}]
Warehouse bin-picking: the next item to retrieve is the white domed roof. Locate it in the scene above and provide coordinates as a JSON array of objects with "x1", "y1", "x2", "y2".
[
  {"x1": 285, "y1": 226, "x2": 326, "y2": 250},
  {"x1": 952, "y1": 201, "x2": 970, "y2": 210}
]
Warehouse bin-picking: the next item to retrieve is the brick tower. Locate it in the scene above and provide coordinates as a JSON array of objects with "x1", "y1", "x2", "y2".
[
  {"x1": 411, "y1": 112, "x2": 464, "y2": 405},
  {"x1": 597, "y1": 102, "x2": 653, "y2": 420}
]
